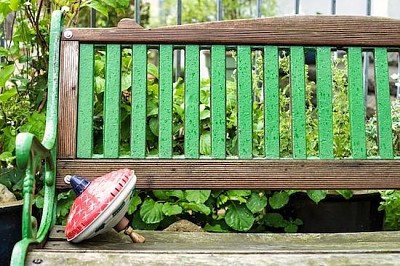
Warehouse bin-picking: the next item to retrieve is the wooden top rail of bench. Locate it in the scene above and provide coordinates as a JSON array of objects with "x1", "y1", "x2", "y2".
[{"x1": 62, "y1": 16, "x2": 400, "y2": 47}]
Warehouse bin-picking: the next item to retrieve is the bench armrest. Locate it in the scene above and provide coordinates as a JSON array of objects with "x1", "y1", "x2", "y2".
[
  {"x1": 11, "y1": 133, "x2": 56, "y2": 262},
  {"x1": 11, "y1": 10, "x2": 64, "y2": 266}
]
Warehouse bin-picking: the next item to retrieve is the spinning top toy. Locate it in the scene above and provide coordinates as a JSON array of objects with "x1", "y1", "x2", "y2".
[{"x1": 64, "y1": 169, "x2": 145, "y2": 243}]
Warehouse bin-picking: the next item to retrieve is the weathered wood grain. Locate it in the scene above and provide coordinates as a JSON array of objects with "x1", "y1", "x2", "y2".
[
  {"x1": 57, "y1": 41, "x2": 79, "y2": 158},
  {"x1": 62, "y1": 16, "x2": 400, "y2": 47},
  {"x1": 26, "y1": 226, "x2": 400, "y2": 265},
  {"x1": 56, "y1": 159, "x2": 400, "y2": 189}
]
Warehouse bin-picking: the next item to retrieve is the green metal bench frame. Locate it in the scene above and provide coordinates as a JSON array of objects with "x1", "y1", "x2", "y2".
[{"x1": 11, "y1": 10, "x2": 400, "y2": 265}]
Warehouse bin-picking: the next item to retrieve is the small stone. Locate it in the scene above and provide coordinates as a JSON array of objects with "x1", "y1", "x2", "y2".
[
  {"x1": 0, "y1": 184, "x2": 17, "y2": 203},
  {"x1": 163, "y1": 219, "x2": 204, "y2": 232}
]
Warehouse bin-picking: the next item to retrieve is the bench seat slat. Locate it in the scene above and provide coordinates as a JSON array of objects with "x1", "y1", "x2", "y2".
[
  {"x1": 77, "y1": 44, "x2": 94, "y2": 158},
  {"x1": 28, "y1": 226, "x2": 400, "y2": 265},
  {"x1": 211, "y1": 45, "x2": 226, "y2": 159},
  {"x1": 159, "y1": 45, "x2": 174, "y2": 158},
  {"x1": 264, "y1": 46, "x2": 280, "y2": 159},
  {"x1": 374, "y1": 47, "x2": 394, "y2": 159},
  {"x1": 131, "y1": 44, "x2": 147, "y2": 158},
  {"x1": 237, "y1": 46, "x2": 253, "y2": 159},
  {"x1": 104, "y1": 44, "x2": 121, "y2": 158},
  {"x1": 348, "y1": 47, "x2": 367, "y2": 159},
  {"x1": 316, "y1": 47, "x2": 334, "y2": 159},
  {"x1": 290, "y1": 46, "x2": 307, "y2": 159}
]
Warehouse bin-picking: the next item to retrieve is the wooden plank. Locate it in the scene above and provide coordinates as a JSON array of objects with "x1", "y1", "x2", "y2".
[
  {"x1": 57, "y1": 159, "x2": 400, "y2": 189},
  {"x1": 63, "y1": 16, "x2": 400, "y2": 47},
  {"x1": 48, "y1": 225, "x2": 400, "y2": 245},
  {"x1": 211, "y1": 45, "x2": 226, "y2": 158},
  {"x1": 316, "y1": 47, "x2": 334, "y2": 159},
  {"x1": 77, "y1": 44, "x2": 94, "y2": 158},
  {"x1": 184, "y1": 45, "x2": 200, "y2": 158},
  {"x1": 374, "y1": 48, "x2": 393, "y2": 159},
  {"x1": 348, "y1": 47, "x2": 366, "y2": 159},
  {"x1": 237, "y1": 46, "x2": 253, "y2": 159},
  {"x1": 159, "y1": 45, "x2": 173, "y2": 158},
  {"x1": 27, "y1": 227, "x2": 400, "y2": 265},
  {"x1": 57, "y1": 41, "x2": 79, "y2": 158},
  {"x1": 26, "y1": 252, "x2": 400, "y2": 266},
  {"x1": 290, "y1": 46, "x2": 306, "y2": 159},
  {"x1": 131, "y1": 44, "x2": 147, "y2": 158},
  {"x1": 264, "y1": 46, "x2": 280, "y2": 159}
]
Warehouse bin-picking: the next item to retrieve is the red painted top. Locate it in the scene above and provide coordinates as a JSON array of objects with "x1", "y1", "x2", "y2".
[{"x1": 65, "y1": 169, "x2": 135, "y2": 241}]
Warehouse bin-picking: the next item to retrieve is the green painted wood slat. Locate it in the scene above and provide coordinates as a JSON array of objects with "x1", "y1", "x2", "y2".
[
  {"x1": 159, "y1": 45, "x2": 173, "y2": 158},
  {"x1": 290, "y1": 46, "x2": 307, "y2": 159},
  {"x1": 316, "y1": 47, "x2": 334, "y2": 159},
  {"x1": 131, "y1": 44, "x2": 147, "y2": 158},
  {"x1": 348, "y1": 47, "x2": 366, "y2": 159},
  {"x1": 104, "y1": 44, "x2": 121, "y2": 158},
  {"x1": 264, "y1": 46, "x2": 280, "y2": 159},
  {"x1": 77, "y1": 44, "x2": 94, "y2": 158},
  {"x1": 184, "y1": 45, "x2": 200, "y2": 158},
  {"x1": 237, "y1": 46, "x2": 253, "y2": 159},
  {"x1": 211, "y1": 45, "x2": 226, "y2": 158},
  {"x1": 374, "y1": 48, "x2": 393, "y2": 159}
]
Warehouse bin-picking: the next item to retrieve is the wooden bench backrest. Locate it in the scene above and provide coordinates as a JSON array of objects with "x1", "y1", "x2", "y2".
[{"x1": 56, "y1": 16, "x2": 400, "y2": 190}]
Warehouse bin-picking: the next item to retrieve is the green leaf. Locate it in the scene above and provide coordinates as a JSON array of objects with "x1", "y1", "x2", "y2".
[
  {"x1": 265, "y1": 212, "x2": 286, "y2": 228},
  {"x1": 185, "y1": 190, "x2": 211, "y2": 203},
  {"x1": 100, "y1": 0, "x2": 118, "y2": 8},
  {"x1": 149, "y1": 117, "x2": 159, "y2": 136},
  {"x1": 147, "y1": 63, "x2": 158, "y2": 79},
  {"x1": 336, "y1": 190, "x2": 353, "y2": 200},
  {"x1": 180, "y1": 202, "x2": 211, "y2": 215},
  {"x1": 0, "y1": 47, "x2": 8, "y2": 57},
  {"x1": 56, "y1": 190, "x2": 76, "y2": 225},
  {"x1": 284, "y1": 223, "x2": 298, "y2": 233},
  {"x1": 9, "y1": 0, "x2": 20, "y2": 11},
  {"x1": 0, "y1": 151, "x2": 13, "y2": 162},
  {"x1": 162, "y1": 202, "x2": 183, "y2": 216},
  {"x1": 227, "y1": 190, "x2": 251, "y2": 198},
  {"x1": 200, "y1": 132, "x2": 211, "y2": 155},
  {"x1": 246, "y1": 192, "x2": 268, "y2": 213},
  {"x1": 88, "y1": 0, "x2": 108, "y2": 17},
  {"x1": 0, "y1": 87, "x2": 17, "y2": 103},
  {"x1": 307, "y1": 190, "x2": 328, "y2": 204},
  {"x1": 132, "y1": 212, "x2": 159, "y2": 230},
  {"x1": 269, "y1": 191, "x2": 289, "y2": 209},
  {"x1": 204, "y1": 221, "x2": 231, "y2": 232},
  {"x1": 140, "y1": 198, "x2": 164, "y2": 224},
  {"x1": 95, "y1": 76, "x2": 105, "y2": 93},
  {"x1": 293, "y1": 218, "x2": 303, "y2": 226},
  {"x1": 0, "y1": 168, "x2": 15, "y2": 188},
  {"x1": 200, "y1": 109, "x2": 210, "y2": 120},
  {"x1": 127, "y1": 192, "x2": 142, "y2": 215},
  {"x1": 153, "y1": 190, "x2": 184, "y2": 200},
  {"x1": 147, "y1": 100, "x2": 158, "y2": 117},
  {"x1": 121, "y1": 73, "x2": 131, "y2": 90},
  {"x1": 225, "y1": 203, "x2": 254, "y2": 231}
]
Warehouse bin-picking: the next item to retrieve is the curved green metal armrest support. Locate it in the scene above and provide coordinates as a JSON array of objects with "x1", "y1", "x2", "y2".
[
  {"x1": 10, "y1": 10, "x2": 64, "y2": 266},
  {"x1": 11, "y1": 133, "x2": 56, "y2": 266}
]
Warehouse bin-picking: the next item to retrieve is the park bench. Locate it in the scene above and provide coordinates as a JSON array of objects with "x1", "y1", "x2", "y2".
[{"x1": 10, "y1": 10, "x2": 400, "y2": 265}]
